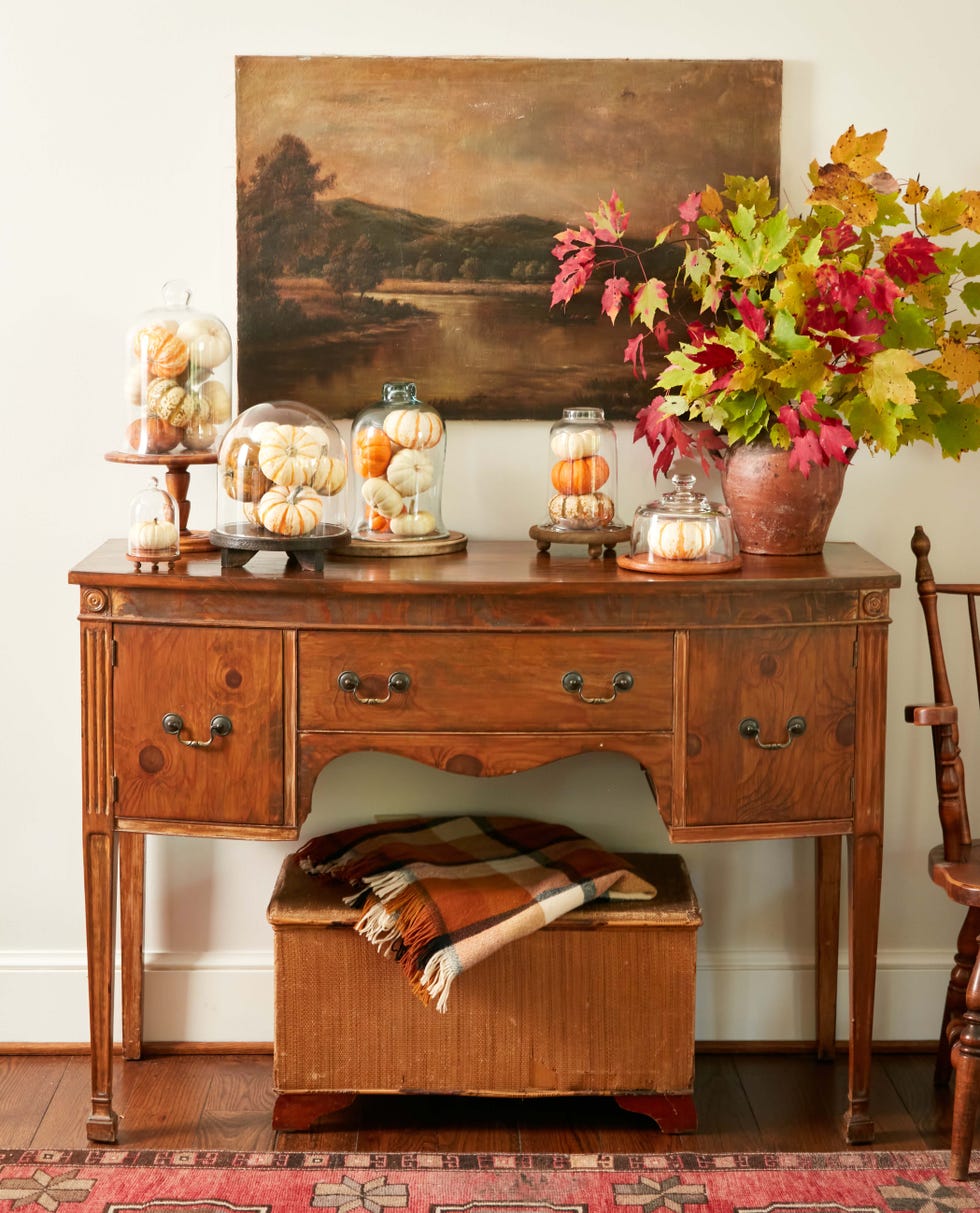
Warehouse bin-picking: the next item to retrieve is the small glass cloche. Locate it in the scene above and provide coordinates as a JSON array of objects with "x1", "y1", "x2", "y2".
[
  {"x1": 127, "y1": 477, "x2": 179, "y2": 568},
  {"x1": 348, "y1": 380, "x2": 449, "y2": 545},
  {"x1": 119, "y1": 279, "x2": 233, "y2": 457},
  {"x1": 213, "y1": 400, "x2": 349, "y2": 544},
  {"x1": 619, "y1": 468, "x2": 740, "y2": 574}
]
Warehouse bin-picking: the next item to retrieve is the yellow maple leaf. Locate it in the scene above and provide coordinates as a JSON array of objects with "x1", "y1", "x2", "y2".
[
  {"x1": 859, "y1": 348, "x2": 922, "y2": 411},
  {"x1": 960, "y1": 189, "x2": 980, "y2": 234},
  {"x1": 931, "y1": 339, "x2": 980, "y2": 393},
  {"x1": 808, "y1": 164, "x2": 879, "y2": 226},
  {"x1": 903, "y1": 179, "x2": 929, "y2": 206},
  {"x1": 701, "y1": 185, "x2": 723, "y2": 216},
  {"x1": 830, "y1": 125, "x2": 887, "y2": 177}
]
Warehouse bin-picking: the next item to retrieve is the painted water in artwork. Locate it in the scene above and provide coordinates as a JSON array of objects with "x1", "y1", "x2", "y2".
[{"x1": 236, "y1": 57, "x2": 782, "y2": 420}]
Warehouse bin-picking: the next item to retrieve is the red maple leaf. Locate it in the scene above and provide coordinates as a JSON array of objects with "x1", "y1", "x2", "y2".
[
  {"x1": 678, "y1": 191, "x2": 702, "y2": 223},
  {"x1": 551, "y1": 225, "x2": 595, "y2": 262},
  {"x1": 820, "y1": 222, "x2": 859, "y2": 256},
  {"x1": 779, "y1": 393, "x2": 856, "y2": 476},
  {"x1": 601, "y1": 275, "x2": 633, "y2": 323},
  {"x1": 650, "y1": 318, "x2": 671, "y2": 351},
  {"x1": 549, "y1": 246, "x2": 596, "y2": 308},
  {"x1": 734, "y1": 292, "x2": 767, "y2": 340},
  {"x1": 634, "y1": 398, "x2": 695, "y2": 478},
  {"x1": 624, "y1": 333, "x2": 647, "y2": 379},
  {"x1": 690, "y1": 340, "x2": 739, "y2": 391},
  {"x1": 883, "y1": 231, "x2": 942, "y2": 284}
]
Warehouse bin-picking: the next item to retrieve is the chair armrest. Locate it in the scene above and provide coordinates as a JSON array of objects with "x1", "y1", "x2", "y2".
[{"x1": 905, "y1": 703, "x2": 958, "y2": 726}]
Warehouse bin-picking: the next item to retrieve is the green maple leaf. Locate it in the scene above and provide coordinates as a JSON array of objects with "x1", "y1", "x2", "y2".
[
  {"x1": 765, "y1": 344, "x2": 832, "y2": 394},
  {"x1": 884, "y1": 300, "x2": 937, "y2": 351},
  {"x1": 957, "y1": 240, "x2": 980, "y2": 276},
  {"x1": 769, "y1": 309, "x2": 814, "y2": 355},
  {"x1": 631, "y1": 279, "x2": 669, "y2": 327},
  {"x1": 859, "y1": 348, "x2": 922, "y2": 411},
  {"x1": 931, "y1": 397, "x2": 980, "y2": 456},
  {"x1": 961, "y1": 282, "x2": 980, "y2": 314},
  {"x1": 920, "y1": 188, "x2": 966, "y2": 236},
  {"x1": 723, "y1": 175, "x2": 777, "y2": 215},
  {"x1": 841, "y1": 392, "x2": 904, "y2": 453},
  {"x1": 718, "y1": 393, "x2": 771, "y2": 441}
]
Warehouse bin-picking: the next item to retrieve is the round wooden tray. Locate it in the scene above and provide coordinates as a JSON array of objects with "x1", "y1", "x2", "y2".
[
  {"x1": 616, "y1": 551, "x2": 743, "y2": 575},
  {"x1": 529, "y1": 523, "x2": 631, "y2": 560},
  {"x1": 210, "y1": 523, "x2": 350, "y2": 570},
  {"x1": 333, "y1": 531, "x2": 468, "y2": 558}
]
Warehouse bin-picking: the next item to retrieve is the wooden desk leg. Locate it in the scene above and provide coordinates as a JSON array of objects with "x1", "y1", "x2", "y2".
[
  {"x1": 842, "y1": 828, "x2": 883, "y2": 1145},
  {"x1": 83, "y1": 822, "x2": 119, "y2": 1142},
  {"x1": 815, "y1": 834, "x2": 842, "y2": 1060},
  {"x1": 120, "y1": 832, "x2": 145, "y2": 1061}
]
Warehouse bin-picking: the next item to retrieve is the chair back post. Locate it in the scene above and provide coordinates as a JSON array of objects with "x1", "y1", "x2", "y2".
[{"x1": 911, "y1": 526, "x2": 972, "y2": 859}]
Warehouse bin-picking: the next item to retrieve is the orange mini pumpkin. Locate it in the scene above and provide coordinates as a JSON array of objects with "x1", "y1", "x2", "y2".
[
  {"x1": 550, "y1": 455, "x2": 610, "y2": 496},
  {"x1": 353, "y1": 427, "x2": 392, "y2": 478},
  {"x1": 133, "y1": 325, "x2": 189, "y2": 379}
]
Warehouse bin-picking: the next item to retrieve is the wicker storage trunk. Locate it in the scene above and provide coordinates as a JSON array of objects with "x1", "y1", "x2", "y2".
[{"x1": 267, "y1": 850, "x2": 701, "y2": 1131}]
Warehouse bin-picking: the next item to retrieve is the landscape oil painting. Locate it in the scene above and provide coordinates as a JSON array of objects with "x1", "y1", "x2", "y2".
[{"x1": 236, "y1": 57, "x2": 782, "y2": 420}]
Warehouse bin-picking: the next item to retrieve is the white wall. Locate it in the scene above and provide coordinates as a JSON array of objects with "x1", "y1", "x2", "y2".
[{"x1": 2, "y1": 0, "x2": 978, "y2": 1045}]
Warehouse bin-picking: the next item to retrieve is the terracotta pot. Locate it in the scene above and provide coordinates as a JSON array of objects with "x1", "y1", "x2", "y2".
[{"x1": 720, "y1": 440, "x2": 847, "y2": 556}]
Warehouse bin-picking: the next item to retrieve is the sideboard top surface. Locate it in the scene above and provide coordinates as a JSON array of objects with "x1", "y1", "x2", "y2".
[{"x1": 70, "y1": 539, "x2": 899, "y2": 595}]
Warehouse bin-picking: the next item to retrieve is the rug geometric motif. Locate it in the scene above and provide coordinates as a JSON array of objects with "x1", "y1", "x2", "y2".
[{"x1": 1, "y1": 1150, "x2": 979, "y2": 1213}]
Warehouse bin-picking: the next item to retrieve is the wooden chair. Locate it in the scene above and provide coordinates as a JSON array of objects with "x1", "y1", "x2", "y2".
[{"x1": 907, "y1": 525, "x2": 980, "y2": 1179}]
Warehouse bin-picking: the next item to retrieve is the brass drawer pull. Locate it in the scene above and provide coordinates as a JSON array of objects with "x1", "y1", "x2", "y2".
[
  {"x1": 738, "y1": 715, "x2": 807, "y2": 750},
  {"x1": 338, "y1": 670, "x2": 411, "y2": 705},
  {"x1": 162, "y1": 713, "x2": 233, "y2": 748},
  {"x1": 561, "y1": 670, "x2": 634, "y2": 704}
]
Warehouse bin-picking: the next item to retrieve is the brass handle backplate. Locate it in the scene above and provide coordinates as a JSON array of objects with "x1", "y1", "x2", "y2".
[
  {"x1": 738, "y1": 715, "x2": 807, "y2": 750},
  {"x1": 338, "y1": 670, "x2": 411, "y2": 705},
  {"x1": 162, "y1": 713, "x2": 233, "y2": 748},
  {"x1": 562, "y1": 670, "x2": 634, "y2": 704}
]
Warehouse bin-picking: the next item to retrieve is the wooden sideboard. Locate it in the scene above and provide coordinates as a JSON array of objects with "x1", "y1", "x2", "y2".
[{"x1": 69, "y1": 539, "x2": 900, "y2": 1145}]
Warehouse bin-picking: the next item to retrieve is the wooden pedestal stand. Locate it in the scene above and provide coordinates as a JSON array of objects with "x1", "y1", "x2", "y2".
[{"x1": 105, "y1": 450, "x2": 217, "y2": 554}]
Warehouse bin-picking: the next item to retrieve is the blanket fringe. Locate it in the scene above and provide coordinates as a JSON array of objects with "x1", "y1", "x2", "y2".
[{"x1": 417, "y1": 947, "x2": 458, "y2": 1014}]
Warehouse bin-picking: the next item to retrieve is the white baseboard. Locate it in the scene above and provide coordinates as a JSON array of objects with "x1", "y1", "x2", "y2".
[{"x1": 0, "y1": 948, "x2": 952, "y2": 1044}]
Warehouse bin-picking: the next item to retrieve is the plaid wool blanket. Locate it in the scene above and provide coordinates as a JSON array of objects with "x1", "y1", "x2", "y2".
[{"x1": 297, "y1": 815, "x2": 655, "y2": 1012}]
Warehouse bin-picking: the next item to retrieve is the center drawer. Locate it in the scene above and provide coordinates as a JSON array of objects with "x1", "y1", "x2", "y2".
[{"x1": 298, "y1": 631, "x2": 674, "y2": 733}]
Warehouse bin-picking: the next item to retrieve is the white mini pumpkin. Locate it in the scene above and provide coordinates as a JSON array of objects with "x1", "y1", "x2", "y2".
[
  {"x1": 310, "y1": 453, "x2": 347, "y2": 495},
  {"x1": 362, "y1": 476, "x2": 404, "y2": 519},
  {"x1": 647, "y1": 518, "x2": 714, "y2": 561},
  {"x1": 258, "y1": 423, "x2": 322, "y2": 487},
  {"x1": 550, "y1": 427, "x2": 601, "y2": 460},
  {"x1": 175, "y1": 316, "x2": 232, "y2": 370},
  {"x1": 197, "y1": 379, "x2": 233, "y2": 425},
  {"x1": 390, "y1": 510, "x2": 437, "y2": 537},
  {"x1": 128, "y1": 518, "x2": 179, "y2": 553},
  {"x1": 257, "y1": 484, "x2": 323, "y2": 536},
  {"x1": 385, "y1": 447, "x2": 434, "y2": 497},
  {"x1": 382, "y1": 408, "x2": 444, "y2": 450}
]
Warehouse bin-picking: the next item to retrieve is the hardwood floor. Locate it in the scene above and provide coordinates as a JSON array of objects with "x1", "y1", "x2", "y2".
[{"x1": 0, "y1": 1050, "x2": 955, "y2": 1154}]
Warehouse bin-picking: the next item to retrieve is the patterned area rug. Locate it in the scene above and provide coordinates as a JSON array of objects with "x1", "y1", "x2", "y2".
[{"x1": 1, "y1": 1149, "x2": 979, "y2": 1213}]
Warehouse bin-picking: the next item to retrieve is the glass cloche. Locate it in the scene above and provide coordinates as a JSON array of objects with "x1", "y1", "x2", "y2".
[
  {"x1": 211, "y1": 401, "x2": 349, "y2": 566},
  {"x1": 347, "y1": 380, "x2": 449, "y2": 546},
  {"x1": 119, "y1": 280, "x2": 233, "y2": 457},
  {"x1": 127, "y1": 476, "x2": 179, "y2": 568},
  {"x1": 530, "y1": 407, "x2": 629, "y2": 558},
  {"x1": 618, "y1": 468, "x2": 740, "y2": 574}
]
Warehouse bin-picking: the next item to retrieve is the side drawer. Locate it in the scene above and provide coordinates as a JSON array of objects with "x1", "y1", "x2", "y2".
[
  {"x1": 298, "y1": 631, "x2": 674, "y2": 733},
  {"x1": 113, "y1": 623, "x2": 286, "y2": 826},
  {"x1": 683, "y1": 626, "x2": 856, "y2": 829}
]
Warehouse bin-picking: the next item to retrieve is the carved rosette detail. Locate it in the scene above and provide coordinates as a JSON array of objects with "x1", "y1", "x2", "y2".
[
  {"x1": 82, "y1": 588, "x2": 109, "y2": 614},
  {"x1": 861, "y1": 590, "x2": 887, "y2": 618}
]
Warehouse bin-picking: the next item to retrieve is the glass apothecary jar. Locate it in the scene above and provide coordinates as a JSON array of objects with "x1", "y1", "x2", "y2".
[
  {"x1": 127, "y1": 477, "x2": 179, "y2": 569},
  {"x1": 119, "y1": 279, "x2": 233, "y2": 457},
  {"x1": 618, "y1": 469, "x2": 740, "y2": 574},
  {"x1": 211, "y1": 401, "x2": 349, "y2": 565},
  {"x1": 348, "y1": 380, "x2": 449, "y2": 546}
]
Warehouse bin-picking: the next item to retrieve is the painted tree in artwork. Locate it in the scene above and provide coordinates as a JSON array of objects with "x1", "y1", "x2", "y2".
[{"x1": 238, "y1": 134, "x2": 337, "y2": 340}]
